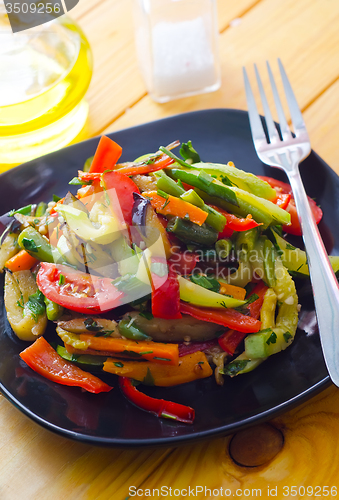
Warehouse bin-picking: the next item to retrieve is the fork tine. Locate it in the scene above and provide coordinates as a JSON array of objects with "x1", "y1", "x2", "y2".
[
  {"x1": 266, "y1": 61, "x2": 292, "y2": 140},
  {"x1": 278, "y1": 58, "x2": 308, "y2": 136},
  {"x1": 254, "y1": 64, "x2": 280, "y2": 144},
  {"x1": 243, "y1": 67, "x2": 267, "y2": 144}
]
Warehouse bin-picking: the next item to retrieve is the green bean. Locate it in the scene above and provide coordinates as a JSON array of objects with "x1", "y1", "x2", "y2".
[
  {"x1": 168, "y1": 169, "x2": 238, "y2": 207},
  {"x1": 235, "y1": 228, "x2": 259, "y2": 259},
  {"x1": 215, "y1": 239, "x2": 232, "y2": 260},
  {"x1": 155, "y1": 170, "x2": 185, "y2": 197},
  {"x1": 157, "y1": 171, "x2": 226, "y2": 232},
  {"x1": 118, "y1": 318, "x2": 152, "y2": 341},
  {"x1": 166, "y1": 217, "x2": 218, "y2": 246},
  {"x1": 44, "y1": 297, "x2": 64, "y2": 321},
  {"x1": 180, "y1": 189, "x2": 204, "y2": 208}
]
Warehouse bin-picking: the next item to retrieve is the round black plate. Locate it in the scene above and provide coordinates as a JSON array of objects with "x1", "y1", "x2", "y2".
[{"x1": 0, "y1": 109, "x2": 334, "y2": 447}]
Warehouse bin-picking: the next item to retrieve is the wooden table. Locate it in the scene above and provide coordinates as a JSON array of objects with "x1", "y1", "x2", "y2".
[{"x1": 2, "y1": 0, "x2": 339, "y2": 497}]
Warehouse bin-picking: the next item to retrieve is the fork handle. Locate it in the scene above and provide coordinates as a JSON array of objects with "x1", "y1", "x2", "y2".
[{"x1": 287, "y1": 167, "x2": 339, "y2": 385}]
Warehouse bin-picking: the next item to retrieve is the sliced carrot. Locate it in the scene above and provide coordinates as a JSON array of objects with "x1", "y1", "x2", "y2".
[
  {"x1": 116, "y1": 154, "x2": 174, "y2": 176},
  {"x1": 78, "y1": 335, "x2": 179, "y2": 366},
  {"x1": 218, "y1": 282, "x2": 247, "y2": 300},
  {"x1": 144, "y1": 191, "x2": 208, "y2": 226},
  {"x1": 103, "y1": 351, "x2": 212, "y2": 386},
  {"x1": 5, "y1": 249, "x2": 38, "y2": 272}
]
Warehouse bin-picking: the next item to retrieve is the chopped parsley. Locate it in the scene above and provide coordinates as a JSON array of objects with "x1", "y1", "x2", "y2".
[
  {"x1": 27, "y1": 291, "x2": 45, "y2": 323},
  {"x1": 22, "y1": 238, "x2": 39, "y2": 253},
  {"x1": 283, "y1": 332, "x2": 293, "y2": 343},
  {"x1": 58, "y1": 274, "x2": 65, "y2": 286},
  {"x1": 84, "y1": 318, "x2": 103, "y2": 332},
  {"x1": 114, "y1": 362, "x2": 124, "y2": 368},
  {"x1": 266, "y1": 331, "x2": 277, "y2": 345}
]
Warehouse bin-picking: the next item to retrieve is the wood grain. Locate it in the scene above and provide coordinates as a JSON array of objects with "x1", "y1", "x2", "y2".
[{"x1": 2, "y1": 0, "x2": 339, "y2": 497}]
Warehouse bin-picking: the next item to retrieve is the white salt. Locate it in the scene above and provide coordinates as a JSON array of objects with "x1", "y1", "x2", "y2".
[{"x1": 151, "y1": 17, "x2": 218, "y2": 99}]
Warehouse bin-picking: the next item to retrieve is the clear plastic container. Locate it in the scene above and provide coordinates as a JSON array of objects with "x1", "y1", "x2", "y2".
[
  {"x1": 0, "y1": 7, "x2": 93, "y2": 168},
  {"x1": 134, "y1": 0, "x2": 221, "y2": 103}
]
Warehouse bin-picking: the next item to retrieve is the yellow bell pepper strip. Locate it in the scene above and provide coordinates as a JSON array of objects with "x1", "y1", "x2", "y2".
[
  {"x1": 119, "y1": 377, "x2": 195, "y2": 424},
  {"x1": 78, "y1": 334, "x2": 179, "y2": 365},
  {"x1": 180, "y1": 301, "x2": 261, "y2": 334},
  {"x1": 103, "y1": 351, "x2": 212, "y2": 386},
  {"x1": 144, "y1": 191, "x2": 208, "y2": 226},
  {"x1": 89, "y1": 136, "x2": 122, "y2": 174},
  {"x1": 5, "y1": 249, "x2": 38, "y2": 272},
  {"x1": 20, "y1": 336, "x2": 112, "y2": 394}
]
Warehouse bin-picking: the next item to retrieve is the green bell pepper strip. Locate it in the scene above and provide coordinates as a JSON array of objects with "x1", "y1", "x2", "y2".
[
  {"x1": 244, "y1": 258, "x2": 298, "y2": 359},
  {"x1": 166, "y1": 217, "x2": 218, "y2": 246},
  {"x1": 178, "y1": 276, "x2": 246, "y2": 309},
  {"x1": 56, "y1": 345, "x2": 106, "y2": 369},
  {"x1": 221, "y1": 352, "x2": 265, "y2": 377},
  {"x1": 118, "y1": 318, "x2": 152, "y2": 341},
  {"x1": 35, "y1": 202, "x2": 48, "y2": 217},
  {"x1": 188, "y1": 162, "x2": 277, "y2": 200},
  {"x1": 17, "y1": 226, "x2": 65, "y2": 264},
  {"x1": 44, "y1": 297, "x2": 64, "y2": 321}
]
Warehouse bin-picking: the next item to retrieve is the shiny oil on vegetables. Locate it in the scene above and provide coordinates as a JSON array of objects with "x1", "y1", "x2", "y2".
[{"x1": 1, "y1": 136, "x2": 338, "y2": 424}]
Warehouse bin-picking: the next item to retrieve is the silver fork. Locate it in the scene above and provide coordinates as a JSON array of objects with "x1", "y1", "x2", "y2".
[{"x1": 243, "y1": 59, "x2": 339, "y2": 387}]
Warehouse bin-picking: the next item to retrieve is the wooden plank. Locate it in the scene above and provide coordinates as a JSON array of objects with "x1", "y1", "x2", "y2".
[
  {"x1": 0, "y1": 396, "x2": 173, "y2": 500},
  {"x1": 303, "y1": 79, "x2": 339, "y2": 176},
  {"x1": 103, "y1": 0, "x2": 339, "y2": 135},
  {"x1": 72, "y1": 0, "x2": 261, "y2": 136}
]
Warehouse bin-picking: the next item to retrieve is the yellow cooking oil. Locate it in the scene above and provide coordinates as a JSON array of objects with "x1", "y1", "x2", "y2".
[{"x1": 0, "y1": 13, "x2": 93, "y2": 168}]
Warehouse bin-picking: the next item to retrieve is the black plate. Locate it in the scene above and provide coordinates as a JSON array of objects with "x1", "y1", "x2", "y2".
[{"x1": 0, "y1": 109, "x2": 334, "y2": 447}]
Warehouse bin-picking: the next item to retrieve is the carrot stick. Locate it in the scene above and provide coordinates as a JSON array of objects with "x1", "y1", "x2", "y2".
[
  {"x1": 103, "y1": 351, "x2": 212, "y2": 386},
  {"x1": 5, "y1": 249, "x2": 38, "y2": 272},
  {"x1": 218, "y1": 282, "x2": 247, "y2": 300},
  {"x1": 79, "y1": 335, "x2": 179, "y2": 365},
  {"x1": 144, "y1": 191, "x2": 208, "y2": 226}
]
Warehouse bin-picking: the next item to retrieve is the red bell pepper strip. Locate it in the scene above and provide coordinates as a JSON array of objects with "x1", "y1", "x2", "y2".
[
  {"x1": 218, "y1": 330, "x2": 246, "y2": 355},
  {"x1": 275, "y1": 193, "x2": 291, "y2": 210},
  {"x1": 169, "y1": 250, "x2": 199, "y2": 276},
  {"x1": 209, "y1": 205, "x2": 262, "y2": 239},
  {"x1": 217, "y1": 281, "x2": 268, "y2": 354},
  {"x1": 89, "y1": 136, "x2": 123, "y2": 174},
  {"x1": 20, "y1": 337, "x2": 112, "y2": 394},
  {"x1": 119, "y1": 377, "x2": 195, "y2": 424},
  {"x1": 101, "y1": 170, "x2": 140, "y2": 226},
  {"x1": 151, "y1": 258, "x2": 182, "y2": 319},
  {"x1": 246, "y1": 281, "x2": 269, "y2": 319},
  {"x1": 258, "y1": 176, "x2": 323, "y2": 236},
  {"x1": 180, "y1": 302, "x2": 261, "y2": 333}
]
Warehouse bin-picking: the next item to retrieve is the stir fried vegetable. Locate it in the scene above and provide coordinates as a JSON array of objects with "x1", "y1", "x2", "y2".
[{"x1": 0, "y1": 136, "x2": 327, "y2": 424}]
